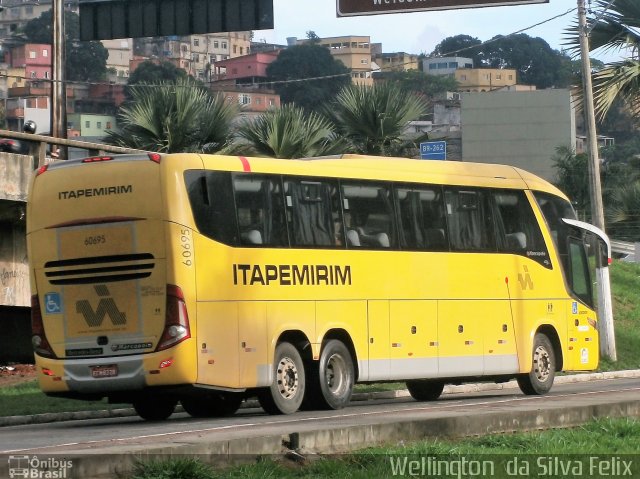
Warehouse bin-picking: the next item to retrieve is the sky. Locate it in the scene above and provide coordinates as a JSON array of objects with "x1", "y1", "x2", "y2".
[{"x1": 256, "y1": 0, "x2": 621, "y2": 63}]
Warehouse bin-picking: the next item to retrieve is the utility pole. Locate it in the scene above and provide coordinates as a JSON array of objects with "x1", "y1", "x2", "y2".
[
  {"x1": 577, "y1": 0, "x2": 616, "y2": 361},
  {"x1": 52, "y1": 0, "x2": 67, "y2": 158}
]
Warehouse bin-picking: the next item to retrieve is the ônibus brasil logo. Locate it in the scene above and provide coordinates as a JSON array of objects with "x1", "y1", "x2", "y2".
[{"x1": 8, "y1": 455, "x2": 73, "y2": 478}]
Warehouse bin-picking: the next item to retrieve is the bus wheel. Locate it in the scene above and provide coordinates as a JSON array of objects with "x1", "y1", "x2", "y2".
[
  {"x1": 517, "y1": 333, "x2": 556, "y2": 395},
  {"x1": 406, "y1": 380, "x2": 445, "y2": 401},
  {"x1": 133, "y1": 396, "x2": 177, "y2": 421},
  {"x1": 181, "y1": 392, "x2": 242, "y2": 418},
  {"x1": 316, "y1": 340, "x2": 354, "y2": 410},
  {"x1": 258, "y1": 342, "x2": 305, "y2": 415}
]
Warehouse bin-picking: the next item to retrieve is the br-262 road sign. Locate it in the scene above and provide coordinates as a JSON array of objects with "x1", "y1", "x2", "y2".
[
  {"x1": 420, "y1": 141, "x2": 447, "y2": 160},
  {"x1": 337, "y1": 0, "x2": 548, "y2": 17}
]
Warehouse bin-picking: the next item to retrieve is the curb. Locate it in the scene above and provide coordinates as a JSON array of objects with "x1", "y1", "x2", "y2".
[{"x1": 2, "y1": 369, "x2": 639, "y2": 427}]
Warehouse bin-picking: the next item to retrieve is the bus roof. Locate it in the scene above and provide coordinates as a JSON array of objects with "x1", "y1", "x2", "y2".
[{"x1": 187, "y1": 153, "x2": 568, "y2": 200}]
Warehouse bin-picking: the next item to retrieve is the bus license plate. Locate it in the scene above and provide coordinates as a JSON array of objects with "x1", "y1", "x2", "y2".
[{"x1": 90, "y1": 365, "x2": 118, "y2": 378}]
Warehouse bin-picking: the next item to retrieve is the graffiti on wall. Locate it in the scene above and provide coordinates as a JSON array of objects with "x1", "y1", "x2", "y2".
[{"x1": 0, "y1": 223, "x2": 30, "y2": 307}]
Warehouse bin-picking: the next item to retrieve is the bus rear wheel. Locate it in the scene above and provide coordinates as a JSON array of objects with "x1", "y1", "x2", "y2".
[
  {"x1": 181, "y1": 392, "x2": 242, "y2": 418},
  {"x1": 406, "y1": 380, "x2": 445, "y2": 401},
  {"x1": 133, "y1": 396, "x2": 177, "y2": 421},
  {"x1": 258, "y1": 342, "x2": 306, "y2": 415},
  {"x1": 517, "y1": 333, "x2": 556, "y2": 395},
  {"x1": 306, "y1": 339, "x2": 354, "y2": 410}
]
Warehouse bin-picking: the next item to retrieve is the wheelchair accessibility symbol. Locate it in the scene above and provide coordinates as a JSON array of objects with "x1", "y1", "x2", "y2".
[{"x1": 44, "y1": 292, "x2": 62, "y2": 314}]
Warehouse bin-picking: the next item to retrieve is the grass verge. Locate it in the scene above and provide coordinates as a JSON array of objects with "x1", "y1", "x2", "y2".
[
  {"x1": 128, "y1": 417, "x2": 640, "y2": 478},
  {"x1": 0, "y1": 381, "x2": 126, "y2": 417}
]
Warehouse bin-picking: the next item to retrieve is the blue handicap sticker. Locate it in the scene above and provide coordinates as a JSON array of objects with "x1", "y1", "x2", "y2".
[
  {"x1": 572, "y1": 302, "x2": 578, "y2": 315},
  {"x1": 44, "y1": 292, "x2": 62, "y2": 314}
]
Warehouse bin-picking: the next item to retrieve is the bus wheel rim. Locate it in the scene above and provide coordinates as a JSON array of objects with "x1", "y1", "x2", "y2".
[
  {"x1": 533, "y1": 345, "x2": 551, "y2": 382},
  {"x1": 276, "y1": 356, "x2": 299, "y2": 399},
  {"x1": 325, "y1": 353, "x2": 347, "y2": 395}
]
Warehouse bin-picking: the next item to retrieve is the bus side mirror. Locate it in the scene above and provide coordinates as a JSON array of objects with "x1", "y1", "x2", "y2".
[{"x1": 597, "y1": 238, "x2": 611, "y2": 267}]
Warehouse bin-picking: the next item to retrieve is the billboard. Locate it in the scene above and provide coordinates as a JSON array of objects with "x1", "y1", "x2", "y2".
[
  {"x1": 79, "y1": 0, "x2": 274, "y2": 41},
  {"x1": 337, "y1": 0, "x2": 548, "y2": 17}
]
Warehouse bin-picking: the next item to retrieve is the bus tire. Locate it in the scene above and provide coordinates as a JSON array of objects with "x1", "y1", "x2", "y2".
[
  {"x1": 406, "y1": 380, "x2": 445, "y2": 401},
  {"x1": 258, "y1": 342, "x2": 306, "y2": 415},
  {"x1": 313, "y1": 339, "x2": 355, "y2": 410},
  {"x1": 517, "y1": 333, "x2": 556, "y2": 395},
  {"x1": 133, "y1": 396, "x2": 177, "y2": 421},
  {"x1": 181, "y1": 392, "x2": 242, "y2": 418}
]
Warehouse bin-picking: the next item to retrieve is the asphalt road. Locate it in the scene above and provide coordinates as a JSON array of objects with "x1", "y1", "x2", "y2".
[{"x1": 2, "y1": 376, "x2": 639, "y2": 455}]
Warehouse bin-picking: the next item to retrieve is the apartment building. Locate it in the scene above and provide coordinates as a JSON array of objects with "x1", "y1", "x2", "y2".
[
  {"x1": 423, "y1": 57, "x2": 473, "y2": 76},
  {"x1": 297, "y1": 35, "x2": 373, "y2": 86},
  {"x1": 455, "y1": 68, "x2": 518, "y2": 92},
  {"x1": 211, "y1": 50, "x2": 279, "y2": 84},
  {"x1": 190, "y1": 32, "x2": 251, "y2": 81},
  {"x1": 6, "y1": 43, "x2": 51, "y2": 81},
  {"x1": 373, "y1": 52, "x2": 419, "y2": 72},
  {"x1": 102, "y1": 39, "x2": 133, "y2": 83},
  {"x1": 0, "y1": 0, "x2": 76, "y2": 37}
]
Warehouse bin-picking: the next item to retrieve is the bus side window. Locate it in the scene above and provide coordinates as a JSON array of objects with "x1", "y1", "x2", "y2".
[
  {"x1": 396, "y1": 185, "x2": 447, "y2": 251},
  {"x1": 342, "y1": 182, "x2": 396, "y2": 249},
  {"x1": 184, "y1": 170, "x2": 238, "y2": 245},
  {"x1": 494, "y1": 190, "x2": 551, "y2": 268},
  {"x1": 285, "y1": 178, "x2": 342, "y2": 248},
  {"x1": 444, "y1": 188, "x2": 495, "y2": 252},
  {"x1": 234, "y1": 175, "x2": 287, "y2": 247}
]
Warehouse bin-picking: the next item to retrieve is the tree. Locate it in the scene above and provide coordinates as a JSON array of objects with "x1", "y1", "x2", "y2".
[
  {"x1": 327, "y1": 83, "x2": 428, "y2": 156},
  {"x1": 235, "y1": 104, "x2": 343, "y2": 158},
  {"x1": 382, "y1": 70, "x2": 458, "y2": 98},
  {"x1": 478, "y1": 34, "x2": 573, "y2": 89},
  {"x1": 607, "y1": 182, "x2": 640, "y2": 241},
  {"x1": 552, "y1": 146, "x2": 591, "y2": 218},
  {"x1": 565, "y1": 0, "x2": 640, "y2": 122},
  {"x1": 431, "y1": 35, "x2": 483, "y2": 67},
  {"x1": 266, "y1": 44, "x2": 351, "y2": 112},
  {"x1": 126, "y1": 60, "x2": 191, "y2": 100},
  {"x1": 22, "y1": 10, "x2": 108, "y2": 82},
  {"x1": 105, "y1": 78, "x2": 238, "y2": 153}
]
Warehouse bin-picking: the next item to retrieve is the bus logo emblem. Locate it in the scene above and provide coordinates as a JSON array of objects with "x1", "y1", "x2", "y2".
[
  {"x1": 76, "y1": 285, "x2": 127, "y2": 327},
  {"x1": 517, "y1": 265, "x2": 534, "y2": 290}
]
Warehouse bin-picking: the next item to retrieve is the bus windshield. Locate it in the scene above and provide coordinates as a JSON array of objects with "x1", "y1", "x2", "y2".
[{"x1": 534, "y1": 192, "x2": 608, "y2": 308}]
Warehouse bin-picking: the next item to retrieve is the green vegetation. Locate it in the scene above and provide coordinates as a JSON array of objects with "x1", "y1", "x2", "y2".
[
  {"x1": 0, "y1": 381, "x2": 125, "y2": 417},
  {"x1": 235, "y1": 103, "x2": 343, "y2": 158},
  {"x1": 105, "y1": 77, "x2": 239, "y2": 153},
  {"x1": 600, "y1": 260, "x2": 640, "y2": 371},
  {"x1": 2, "y1": 261, "x2": 638, "y2": 417},
  {"x1": 127, "y1": 417, "x2": 640, "y2": 478}
]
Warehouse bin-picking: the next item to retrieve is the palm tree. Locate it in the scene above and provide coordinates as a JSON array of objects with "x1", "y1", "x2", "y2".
[
  {"x1": 326, "y1": 82, "x2": 429, "y2": 156},
  {"x1": 105, "y1": 77, "x2": 238, "y2": 153},
  {"x1": 235, "y1": 104, "x2": 343, "y2": 159},
  {"x1": 608, "y1": 182, "x2": 640, "y2": 240},
  {"x1": 565, "y1": 0, "x2": 640, "y2": 122}
]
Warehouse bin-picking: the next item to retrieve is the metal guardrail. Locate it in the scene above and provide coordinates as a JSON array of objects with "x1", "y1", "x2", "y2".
[
  {"x1": 0, "y1": 128, "x2": 146, "y2": 168},
  {"x1": 611, "y1": 239, "x2": 636, "y2": 258}
]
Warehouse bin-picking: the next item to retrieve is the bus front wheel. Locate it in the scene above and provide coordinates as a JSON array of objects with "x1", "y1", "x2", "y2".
[
  {"x1": 133, "y1": 396, "x2": 177, "y2": 421},
  {"x1": 517, "y1": 333, "x2": 556, "y2": 395},
  {"x1": 406, "y1": 380, "x2": 445, "y2": 401},
  {"x1": 181, "y1": 392, "x2": 242, "y2": 418},
  {"x1": 258, "y1": 342, "x2": 306, "y2": 415}
]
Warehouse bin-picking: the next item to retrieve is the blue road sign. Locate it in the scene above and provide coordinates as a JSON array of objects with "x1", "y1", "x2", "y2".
[{"x1": 420, "y1": 141, "x2": 447, "y2": 160}]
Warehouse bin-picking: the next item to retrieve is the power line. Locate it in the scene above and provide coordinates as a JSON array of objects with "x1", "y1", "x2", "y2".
[
  {"x1": 433, "y1": 7, "x2": 578, "y2": 58},
  {"x1": 1, "y1": 6, "x2": 583, "y2": 90}
]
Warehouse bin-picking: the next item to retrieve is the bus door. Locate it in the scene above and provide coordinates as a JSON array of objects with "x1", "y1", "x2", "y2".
[{"x1": 561, "y1": 221, "x2": 609, "y2": 371}]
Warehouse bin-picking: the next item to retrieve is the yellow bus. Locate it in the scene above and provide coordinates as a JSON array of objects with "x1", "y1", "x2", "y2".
[{"x1": 27, "y1": 153, "x2": 610, "y2": 420}]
